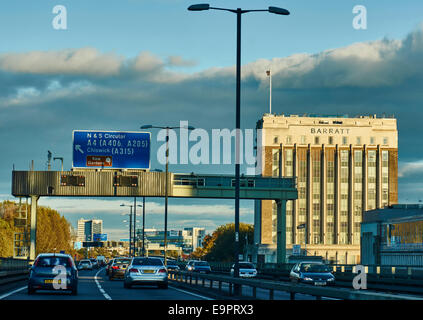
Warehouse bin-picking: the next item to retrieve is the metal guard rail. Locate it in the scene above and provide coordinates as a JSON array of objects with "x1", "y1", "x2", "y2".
[{"x1": 168, "y1": 270, "x2": 422, "y2": 300}]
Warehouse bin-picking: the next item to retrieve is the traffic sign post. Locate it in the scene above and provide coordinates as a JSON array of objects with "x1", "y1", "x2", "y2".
[{"x1": 72, "y1": 130, "x2": 151, "y2": 170}]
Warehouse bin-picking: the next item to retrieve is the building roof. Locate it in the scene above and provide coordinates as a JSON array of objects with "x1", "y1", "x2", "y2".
[{"x1": 363, "y1": 204, "x2": 423, "y2": 224}]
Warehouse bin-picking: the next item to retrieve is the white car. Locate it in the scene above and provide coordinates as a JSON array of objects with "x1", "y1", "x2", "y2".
[
  {"x1": 230, "y1": 262, "x2": 257, "y2": 278},
  {"x1": 78, "y1": 259, "x2": 93, "y2": 270}
]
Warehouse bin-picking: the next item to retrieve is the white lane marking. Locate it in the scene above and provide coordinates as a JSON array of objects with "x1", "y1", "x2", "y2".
[
  {"x1": 0, "y1": 286, "x2": 27, "y2": 300},
  {"x1": 94, "y1": 268, "x2": 112, "y2": 300},
  {"x1": 170, "y1": 286, "x2": 214, "y2": 300}
]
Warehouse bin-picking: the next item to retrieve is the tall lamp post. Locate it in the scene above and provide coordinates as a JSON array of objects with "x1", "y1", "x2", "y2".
[
  {"x1": 188, "y1": 4, "x2": 290, "y2": 284},
  {"x1": 120, "y1": 204, "x2": 133, "y2": 256},
  {"x1": 140, "y1": 124, "x2": 195, "y2": 265}
]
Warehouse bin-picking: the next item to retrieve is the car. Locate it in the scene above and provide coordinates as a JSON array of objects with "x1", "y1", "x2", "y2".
[
  {"x1": 123, "y1": 257, "x2": 168, "y2": 289},
  {"x1": 230, "y1": 262, "x2": 257, "y2": 278},
  {"x1": 78, "y1": 259, "x2": 93, "y2": 270},
  {"x1": 28, "y1": 253, "x2": 78, "y2": 295},
  {"x1": 90, "y1": 258, "x2": 99, "y2": 269},
  {"x1": 289, "y1": 262, "x2": 335, "y2": 286},
  {"x1": 164, "y1": 259, "x2": 180, "y2": 271},
  {"x1": 185, "y1": 260, "x2": 198, "y2": 271},
  {"x1": 190, "y1": 261, "x2": 211, "y2": 274},
  {"x1": 105, "y1": 259, "x2": 115, "y2": 275},
  {"x1": 109, "y1": 257, "x2": 132, "y2": 280}
]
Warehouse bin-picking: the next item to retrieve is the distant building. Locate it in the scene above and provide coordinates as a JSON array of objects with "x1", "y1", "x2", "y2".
[
  {"x1": 361, "y1": 204, "x2": 423, "y2": 266},
  {"x1": 135, "y1": 227, "x2": 206, "y2": 255},
  {"x1": 255, "y1": 113, "x2": 398, "y2": 264},
  {"x1": 77, "y1": 219, "x2": 103, "y2": 242}
]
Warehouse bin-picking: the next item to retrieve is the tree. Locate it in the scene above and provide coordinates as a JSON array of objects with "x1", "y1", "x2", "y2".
[{"x1": 190, "y1": 223, "x2": 254, "y2": 262}]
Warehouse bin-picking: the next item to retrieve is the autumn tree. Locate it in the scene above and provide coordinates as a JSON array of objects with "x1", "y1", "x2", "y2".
[{"x1": 190, "y1": 223, "x2": 254, "y2": 262}]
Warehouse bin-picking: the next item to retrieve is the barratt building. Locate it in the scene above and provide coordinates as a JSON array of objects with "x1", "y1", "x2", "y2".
[{"x1": 254, "y1": 114, "x2": 398, "y2": 264}]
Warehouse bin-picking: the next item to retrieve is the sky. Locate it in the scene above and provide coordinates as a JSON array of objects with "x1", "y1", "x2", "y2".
[{"x1": 1, "y1": 0, "x2": 423, "y2": 240}]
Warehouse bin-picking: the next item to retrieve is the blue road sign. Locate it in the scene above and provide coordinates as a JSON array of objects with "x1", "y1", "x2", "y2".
[
  {"x1": 72, "y1": 130, "x2": 150, "y2": 169},
  {"x1": 93, "y1": 233, "x2": 107, "y2": 241}
]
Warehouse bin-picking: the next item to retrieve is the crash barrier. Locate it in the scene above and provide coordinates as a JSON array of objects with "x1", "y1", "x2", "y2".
[
  {"x1": 0, "y1": 258, "x2": 30, "y2": 285},
  {"x1": 168, "y1": 270, "x2": 422, "y2": 300}
]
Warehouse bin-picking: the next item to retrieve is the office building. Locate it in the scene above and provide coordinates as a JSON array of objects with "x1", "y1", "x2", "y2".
[
  {"x1": 77, "y1": 218, "x2": 103, "y2": 242},
  {"x1": 254, "y1": 113, "x2": 398, "y2": 264}
]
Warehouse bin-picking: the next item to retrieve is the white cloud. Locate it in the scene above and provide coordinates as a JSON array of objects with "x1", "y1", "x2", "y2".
[{"x1": 399, "y1": 160, "x2": 423, "y2": 177}]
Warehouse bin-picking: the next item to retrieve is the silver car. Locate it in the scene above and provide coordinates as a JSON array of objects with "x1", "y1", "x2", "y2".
[
  {"x1": 123, "y1": 257, "x2": 168, "y2": 289},
  {"x1": 230, "y1": 262, "x2": 257, "y2": 278}
]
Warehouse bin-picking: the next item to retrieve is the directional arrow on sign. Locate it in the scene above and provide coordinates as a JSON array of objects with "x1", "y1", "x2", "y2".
[{"x1": 75, "y1": 145, "x2": 84, "y2": 154}]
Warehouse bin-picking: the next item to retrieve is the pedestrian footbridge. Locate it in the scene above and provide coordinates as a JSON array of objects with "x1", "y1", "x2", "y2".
[{"x1": 11, "y1": 170, "x2": 298, "y2": 263}]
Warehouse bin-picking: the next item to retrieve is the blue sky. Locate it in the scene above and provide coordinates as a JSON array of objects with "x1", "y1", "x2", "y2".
[{"x1": 1, "y1": 0, "x2": 423, "y2": 240}]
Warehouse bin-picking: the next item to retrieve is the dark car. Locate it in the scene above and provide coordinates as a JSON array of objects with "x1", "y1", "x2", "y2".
[
  {"x1": 190, "y1": 261, "x2": 211, "y2": 274},
  {"x1": 28, "y1": 253, "x2": 78, "y2": 295},
  {"x1": 289, "y1": 262, "x2": 335, "y2": 286},
  {"x1": 164, "y1": 259, "x2": 180, "y2": 271},
  {"x1": 105, "y1": 259, "x2": 114, "y2": 275},
  {"x1": 109, "y1": 257, "x2": 131, "y2": 280},
  {"x1": 123, "y1": 257, "x2": 168, "y2": 289},
  {"x1": 90, "y1": 258, "x2": 99, "y2": 269}
]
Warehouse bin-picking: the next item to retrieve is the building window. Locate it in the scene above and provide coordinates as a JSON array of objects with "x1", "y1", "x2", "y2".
[
  {"x1": 314, "y1": 136, "x2": 320, "y2": 145},
  {"x1": 328, "y1": 136, "x2": 334, "y2": 145},
  {"x1": 301, "y1": 135, "x2": 306, "y2": 144},
  {"x1": 286, "y1": 135, "x2": 292, "y2": 144},
  {"x1": 342, "y1": 136, "x2": 348, "y2": 145},
  {"x1": 370, "y1": 137, "x2": 375, "y2": 145},
  {"x1": 274, "y1": 136, "x2": 279, "y2": 144},
  {"x1": 356, "y1": 137, "x2": 362, "y2": 145},
  {"x1": 383, "y1": 137, "x2": 389, "y2": 145}
]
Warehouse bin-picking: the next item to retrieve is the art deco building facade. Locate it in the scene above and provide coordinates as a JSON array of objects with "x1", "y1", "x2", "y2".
[{"x1": 254, "y1": 114, "x2": 398, "y2": 264}]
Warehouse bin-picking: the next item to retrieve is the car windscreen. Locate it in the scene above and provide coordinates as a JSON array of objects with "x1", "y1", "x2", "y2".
[
  {"x1": 239, "y1": 263, "x2": 255, "y2": 269},
  {"x1": 80, "y1": 260, "x2": 90, "y2": 264},
  {"x1": 114, "y1": 259, "x2": 131, "y2": 264},
  {"x1": 132, "y1": 258, "x2": 163, "y2": 266},
  {"x1": 300, "y1": 263, "x2": 330, "y2": 273},
  {"x1": 166, "y1": 260, "x2": 177, "y2": 265},
  {"x1": 36, "y1": 256, "x2": 71, "y2": 267},
  {"x1": 194, "y1": 262, "x2": 209, "y2": 266}
]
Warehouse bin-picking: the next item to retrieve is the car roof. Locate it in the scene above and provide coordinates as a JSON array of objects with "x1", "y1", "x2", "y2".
[{"x1": 36, "y1": 253, "x2": 72, "y2": 258}]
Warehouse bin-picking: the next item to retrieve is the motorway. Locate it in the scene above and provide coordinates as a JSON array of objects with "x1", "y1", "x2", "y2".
[
  {"x1": 0, "y1": 268, "x2": 211, "y2": 301},
  {"x1": 0, "y1": 267, "x2": 328, "y2": 301}
]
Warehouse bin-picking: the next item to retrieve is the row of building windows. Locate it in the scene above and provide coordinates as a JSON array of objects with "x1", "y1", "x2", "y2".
[
  {"x1": 270, "y1": 148, "x2": 390, "y2": 246},
  {"x1": 274, "y1": 135, "x2": 390, "y2": 146}
]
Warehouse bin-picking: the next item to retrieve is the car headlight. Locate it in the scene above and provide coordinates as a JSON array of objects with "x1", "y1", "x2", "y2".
[
  {"x1": 327, "y1": 277, "x2": 334, "y2": 281},
  {"x1": 303, "y1": 277, "x2": 313, "y2": 281}
]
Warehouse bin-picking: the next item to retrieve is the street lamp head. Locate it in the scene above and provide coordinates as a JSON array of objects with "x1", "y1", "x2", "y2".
[
  {"x1": 188, "y1": 3, "x2": 210, "y2": 11},
  {"x1": 120, "y1": 204, "x2": 125, "y2": 207},
  {"x1": 268, "y1": 6, "x2": 290, "y2": 15},
  {"x1": 140, "y1": 125, "x2": 153, "y2": 129}
]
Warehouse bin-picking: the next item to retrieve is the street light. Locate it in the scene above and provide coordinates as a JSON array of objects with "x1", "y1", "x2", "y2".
[
  {"x1": 188, "y1": 4, "x2": 290, "y2": 285},
  {"x1": 120, "y1": 204, "x2": 133, "y2": 255},
  {"x1": 140, "y1": 124, "x2": 195, "y2": 265},
  {"x1": 53, "y1": 157, "x2": 64, "y2": 171}
]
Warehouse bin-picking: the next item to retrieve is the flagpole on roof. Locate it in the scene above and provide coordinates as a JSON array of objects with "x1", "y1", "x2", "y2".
[{"x1": 266, "y1": 70, "x2": 272, "y2": 114}]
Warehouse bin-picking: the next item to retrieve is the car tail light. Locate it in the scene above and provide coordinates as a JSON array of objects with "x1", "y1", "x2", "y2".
[
  {"x1": 112, "y1": 266, "x2": 119, "y2": 269},
  {"x1": 129, "y1": 268, "x2": 139, "y2": 273},
  {"x1": 158, "y1": 268, "x2": 167, "y2": 273}
]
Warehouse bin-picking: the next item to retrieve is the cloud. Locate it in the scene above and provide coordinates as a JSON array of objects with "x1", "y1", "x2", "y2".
[{"x1": 399, "y1": 160, "x2": 423, "y2": 178}]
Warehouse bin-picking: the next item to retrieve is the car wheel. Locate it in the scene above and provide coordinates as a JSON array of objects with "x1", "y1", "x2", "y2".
[
  {"x1": 27, "y1": 285, "x2": 35, "y2": 295},
  {"x1": 158, "y1": 282, "x2": 168, "y2": 289}
]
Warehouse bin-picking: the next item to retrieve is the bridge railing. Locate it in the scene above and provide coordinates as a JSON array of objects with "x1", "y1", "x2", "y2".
[
  {"x1": 168, "y1": 270, "x2": 421, "y2": 300},
  {"x1": 0, "y1": 257, "x2": 30, "y2": 286}
]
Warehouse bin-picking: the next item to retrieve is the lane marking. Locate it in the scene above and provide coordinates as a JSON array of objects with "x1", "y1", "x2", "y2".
[
  {"x1": 0, "y1": 286, "x2": 27, "y2": 300},
  {"x1": 94, "y1": 268, "x2": 112, "y2": 300},
  {"x1": 170, "y1": 286, "x2": 214, "y2": 300}
]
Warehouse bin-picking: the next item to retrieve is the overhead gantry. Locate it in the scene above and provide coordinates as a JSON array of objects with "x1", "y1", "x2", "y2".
[{"x1": 12, "y1": 170, "x2": 298, "y2": 262}]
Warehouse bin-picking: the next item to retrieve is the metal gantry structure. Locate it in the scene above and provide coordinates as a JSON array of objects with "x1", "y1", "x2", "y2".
[{"x1": 12, "y1": 170, "x2": 297, "y2": 262}]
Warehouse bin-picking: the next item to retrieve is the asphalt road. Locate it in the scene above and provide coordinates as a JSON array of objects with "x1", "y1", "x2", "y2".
[{"x1": 0, "y1": 267, "x2": 211, "y2": 301}]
